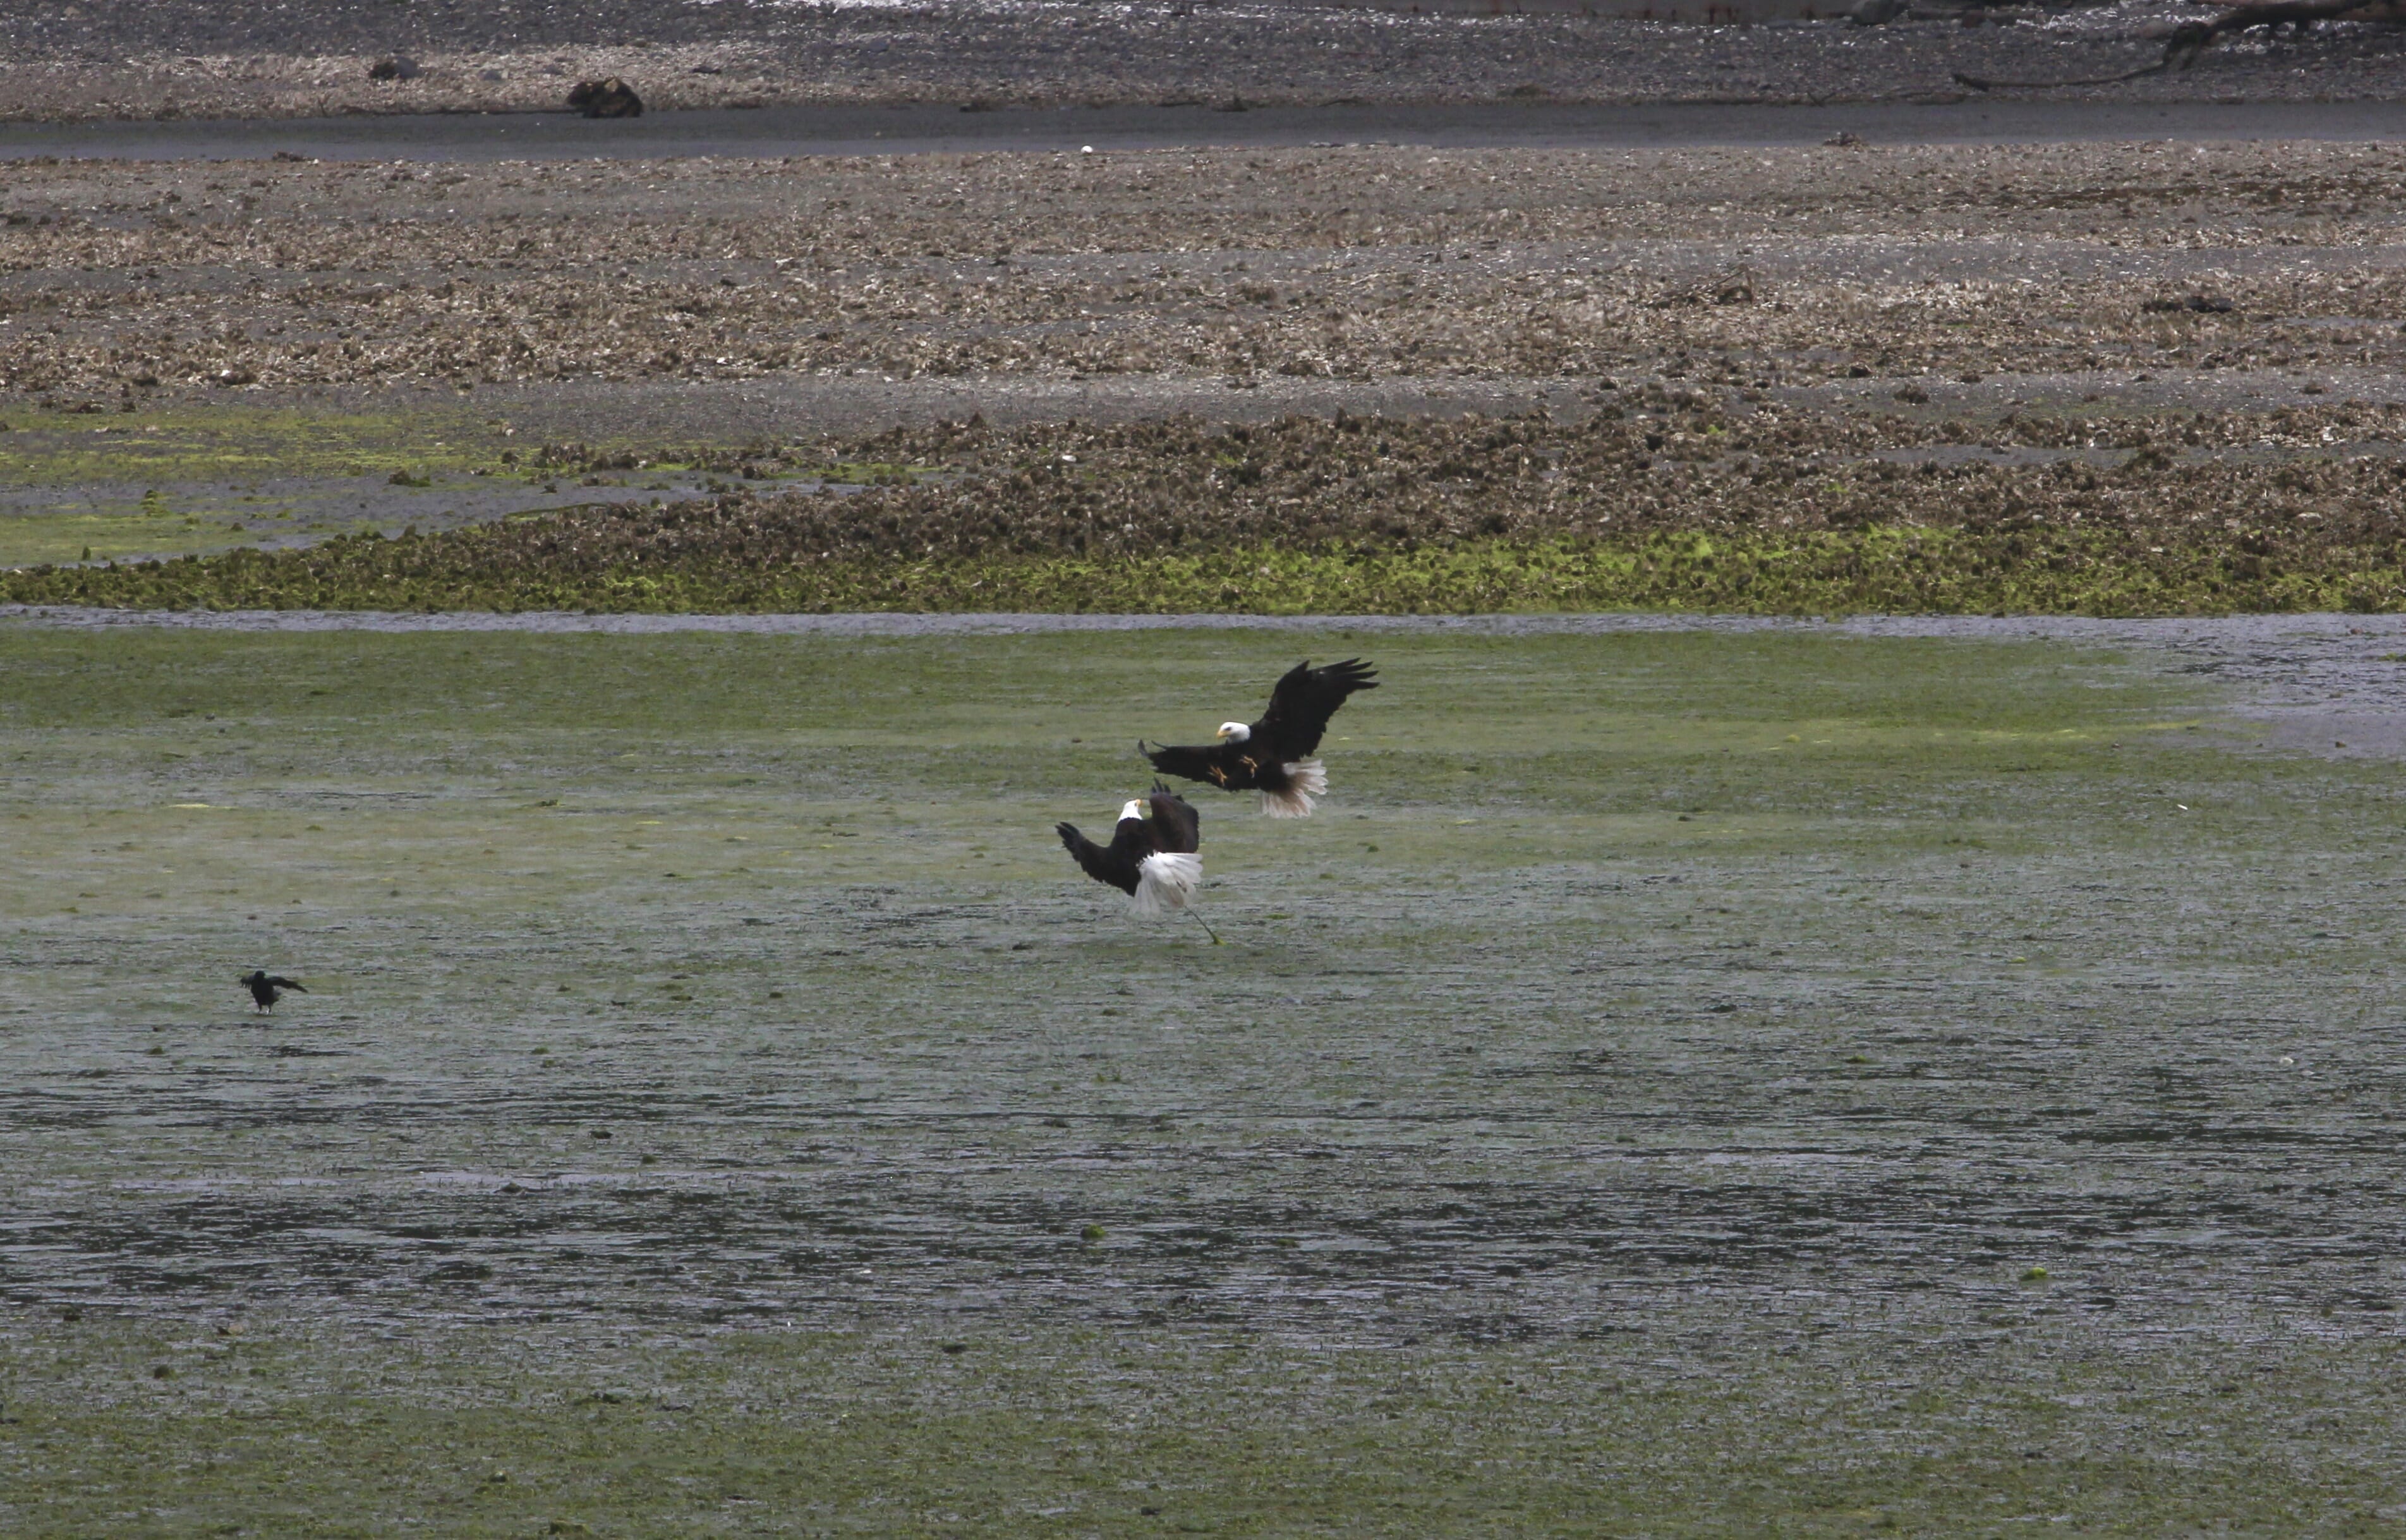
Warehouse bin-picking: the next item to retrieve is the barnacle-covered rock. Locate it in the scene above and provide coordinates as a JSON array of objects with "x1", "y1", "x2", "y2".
[{"x1": 567, "y1": 77, "x2": 643, "y2": 118}]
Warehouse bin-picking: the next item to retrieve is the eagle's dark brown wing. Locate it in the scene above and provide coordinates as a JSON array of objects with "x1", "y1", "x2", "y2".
[
  {"x1": 1142, "y1": 738, "x2": 1260, "y2": 791},
  {"x1": 1146, "y1": 783, "x2": 1201, "y2": 855},
  {"x1": 1255, "y1": 658, "x2": 1378, "y2": 760},
  {"x1": 1057, "y1": 821, "x2": 1137, "y2": 895}
]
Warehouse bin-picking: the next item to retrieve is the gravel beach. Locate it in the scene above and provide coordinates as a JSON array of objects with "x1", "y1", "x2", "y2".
[{"x1": 2, "y1": 136, "x2": 2395, "y2": 420}]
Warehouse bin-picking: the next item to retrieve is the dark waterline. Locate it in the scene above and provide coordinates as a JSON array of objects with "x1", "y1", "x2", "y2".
[{"x1": 3, "y1": 98, "x2": 2399, "y2": 163}]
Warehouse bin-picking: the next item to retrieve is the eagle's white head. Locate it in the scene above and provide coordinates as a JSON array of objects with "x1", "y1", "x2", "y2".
[
  {"x1": 1216, "y1": 721, "x2": 1252, "y2": 743},
  {"x1": 1119, "y1": 798, "x2": 1147, "y2": 823}
]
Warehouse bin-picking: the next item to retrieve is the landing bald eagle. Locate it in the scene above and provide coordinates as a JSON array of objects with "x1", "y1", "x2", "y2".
[
  {"x1": 1056, "y1": 783, "x2": 1204, "y2": 917},
  {"x1": 1143, "y1": 658, "x2": 1377, "y2": 817}
]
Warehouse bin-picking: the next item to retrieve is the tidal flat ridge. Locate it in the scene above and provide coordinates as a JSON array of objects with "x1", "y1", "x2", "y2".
[{"x1": 4, "y1": 135, "x2": 2402, "y2": 613}]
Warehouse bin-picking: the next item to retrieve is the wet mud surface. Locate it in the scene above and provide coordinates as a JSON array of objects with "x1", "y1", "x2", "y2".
[
  {"x1": 0, "y1": 470, "x2": 728, "y2": 568},
  {"x1": 6, "y1": 623, "x2": 2404, "y2": 1352},
  {"x1": 0, "y1": 401, "x2": 900, "y2": 572}
]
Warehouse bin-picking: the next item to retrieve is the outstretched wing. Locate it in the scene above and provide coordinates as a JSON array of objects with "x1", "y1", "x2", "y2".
[
  {"x1": 1057, "y1": 821, "x2": 1121, "y2": 891},
  {"x1": 267, "y1": 977, "x2": 306, "y2": 992},
  {"x1": 1255, "y1": 658, "x2": 1378, "y2": 759},
  {"x1": 1143, "y1": 738, "x2": 1248, "y2": 791},
  {"x1": 1146, "y1": 783, "x2": 1200, "y2": 855}
]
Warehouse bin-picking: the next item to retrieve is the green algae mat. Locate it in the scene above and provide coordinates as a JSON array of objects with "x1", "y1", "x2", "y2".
[{"x1": 5, "y1": 622, "x2": 2405, "y2": 1534}]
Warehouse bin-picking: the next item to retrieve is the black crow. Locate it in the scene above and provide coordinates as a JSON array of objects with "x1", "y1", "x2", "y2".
[{"x1": 241, "y1": 971, "x2": 306, "y2": 1014}]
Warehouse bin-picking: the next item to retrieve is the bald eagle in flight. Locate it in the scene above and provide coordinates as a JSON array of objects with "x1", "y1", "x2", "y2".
[
  {"x1": 1142, "y1": 658, "x2": 1377, "y2": 817},
  {"x1": 1056, "y1": 783, "x2": 1204, "y2": 917}
]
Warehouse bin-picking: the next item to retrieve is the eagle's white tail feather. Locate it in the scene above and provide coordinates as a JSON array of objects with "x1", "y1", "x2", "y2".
[
  {"x1": 1262, "y1": 757, "x2": 1327, "y2": 819},
  {"x1": 1132, "y1": 852, "x2": 1202, "y2": 916}
]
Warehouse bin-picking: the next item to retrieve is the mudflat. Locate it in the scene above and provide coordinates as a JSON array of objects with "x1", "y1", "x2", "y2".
[
  {"x1": 6, "y1": 4, "x2": 2406, "y2": 1529},
  {"x1": 8, "y1": 620, "x2": 2406, "y2": 1531}
]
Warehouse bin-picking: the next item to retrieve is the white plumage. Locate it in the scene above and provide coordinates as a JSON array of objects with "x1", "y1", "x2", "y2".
[
  {"x1": 1133, "y1": 851, "x2": 1203, "y2": 915},
  {"x1": 1261, "y1": 757, "x2": 1327, "y2": 819},
  {"x1": 1057, "y1": 785, "x2": 1206, "y2": 922}
]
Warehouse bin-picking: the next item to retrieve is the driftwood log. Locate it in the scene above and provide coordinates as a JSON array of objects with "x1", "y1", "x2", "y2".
[{"x1": 1956, "y1": 0, "x2": 2404, "y2": 90}]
